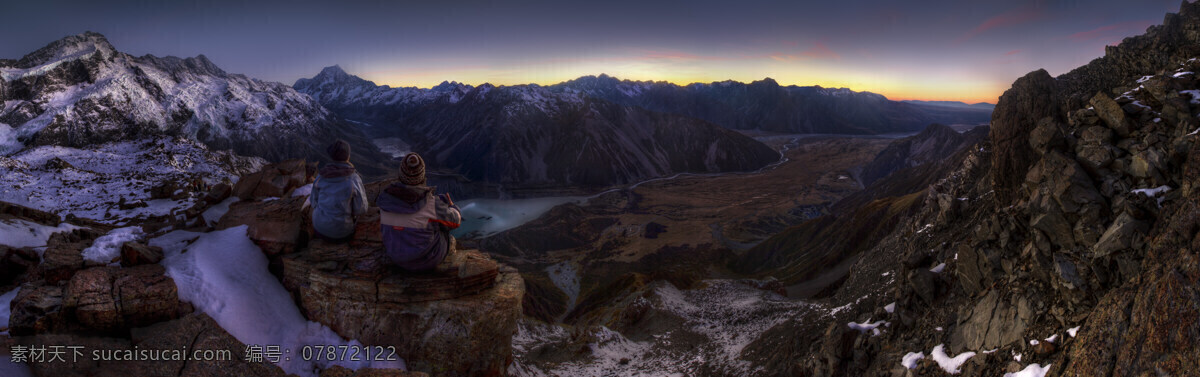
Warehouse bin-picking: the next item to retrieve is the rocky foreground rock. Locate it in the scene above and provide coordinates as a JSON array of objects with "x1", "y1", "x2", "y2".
[
  {"x1": 283, "y1": 241, "x2": 523, "y2": 377},
  {"x1": 2, "y1": 159, "x2": 523, "y2": 376}
]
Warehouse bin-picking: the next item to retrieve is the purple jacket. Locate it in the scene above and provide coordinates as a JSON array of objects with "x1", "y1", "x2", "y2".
[{"x1": 376, "y1": 183, "x2": 461, "y2": 271}]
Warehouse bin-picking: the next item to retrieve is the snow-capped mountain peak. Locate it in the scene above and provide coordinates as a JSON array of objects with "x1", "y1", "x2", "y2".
[
  {"x1": 12, "y1": 31, "x2": 116, "y2": 69},
  {"x1": 0, "y1": 32, "x2": 380, "y2": 168}
]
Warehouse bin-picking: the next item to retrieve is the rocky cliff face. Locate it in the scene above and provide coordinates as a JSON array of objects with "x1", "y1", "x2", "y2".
[
  {"x1": 748, "y1": 3, "x2": 1200, "y2": 376},
  {"x1": 0, "y1": 32, "x2": 388, "y2": 175}
]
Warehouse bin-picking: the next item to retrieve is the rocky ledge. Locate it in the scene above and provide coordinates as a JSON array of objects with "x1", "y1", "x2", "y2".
[
  {"x1": 217, "y1": 167, "x2": 525, "y2": 377},
  {"x1": 3, "y1": 159, "x2": 523, "y2": 377},
  {"x1": 282, "y1": 242, "x2": 523, "y2": 377}
]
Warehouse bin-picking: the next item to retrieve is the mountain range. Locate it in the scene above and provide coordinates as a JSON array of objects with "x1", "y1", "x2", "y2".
[
  {"x1": 296, "y1": 66, "x2": 781, "y2": 191},
  {"x1": 0, "y1": 32, "x2": 388, "y2": 175},
  {"x1": 0, "y1": 31, "x2": 995, "y2": 196},
  {"x1": 295, "y1": 66, "x2": 993, "y2": 192}
]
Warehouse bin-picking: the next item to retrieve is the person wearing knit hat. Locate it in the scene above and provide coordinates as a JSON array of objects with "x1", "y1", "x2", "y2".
[
  {"x1": 398, "y1": 152, "x2": 426, "y2": 186},
  {"x1": 309, "y1": 139, "x2": 368, "y2": 242},
  {"x1": 376, "y1": 152, "x2": 462, "y2": 272}
]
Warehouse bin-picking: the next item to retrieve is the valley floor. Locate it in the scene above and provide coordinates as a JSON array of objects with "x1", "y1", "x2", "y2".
[{"x1": 481, "y1": 135, "x2": 905, "y2": 376}]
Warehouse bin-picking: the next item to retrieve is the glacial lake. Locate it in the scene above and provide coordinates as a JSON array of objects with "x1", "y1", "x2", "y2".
[{"x1": 452, "y1": 196, "x2": 588, "y2": 238}]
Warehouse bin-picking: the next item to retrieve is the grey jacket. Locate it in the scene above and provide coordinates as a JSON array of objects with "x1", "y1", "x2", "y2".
[{"x1": 310, "y1": 162, "x2": 368, "y2": 239}]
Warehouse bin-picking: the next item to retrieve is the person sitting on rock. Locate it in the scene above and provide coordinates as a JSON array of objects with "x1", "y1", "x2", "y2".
[
  {"x1": 310, "y1": 139, "x2": 368, "y2": 242},
  {"x1": 377, "y1": 152, "x2": 461, "y2": 272}
]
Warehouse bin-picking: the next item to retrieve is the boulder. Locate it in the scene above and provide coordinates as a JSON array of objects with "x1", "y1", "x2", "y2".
[
  {"x1": 62, "y1": 265, "x2": 183, "y2": 332},
  {"x1": 114, "y1": 264, "x2": 184, "y2": 327},
  {"x1": 1030, "y1": 212, "x2": 1075, "y2": 250},
  {"x1": 232, "y1": 159, "x2": 308, "y2": 199},
  {"x1": 204, "y1": 182, "x2": 232, "y2": 204},
  {"x1": 282, "y1": 241, "x2": 522, "y2": 377},
  {"x1": 215, "y1": 196, "x2": 308, "y2": 255},
  {"x1": 950, "y1": 290, "x2": 1033, "y2": 351},
  {"x1": 1092, "y1": 212, "x2": 1150, "y2": 257},
  {"x1": 1029, "y1": 117, "x2": 1065, "y2": 154},
  {"x1": 120, "y1": 241, "x2": 164, "y2": 267},
  {"x1": 8, "y1": 283, "x2": 67, "y2": 335},
  {"x1": 956, "y1": 244, "x2": 992, "y2": 296},
  {"x1": 39, "y1": 228, "x2": 104, "y2": 283},
  {"x1": 1129, "y1": 149, "x2": 1164, "y2": 179},
  {"x1": 1090, "y1": 92, "x2": 1133, "y2": 137},
  {"x1": 12, "y1": 265, "x2": 183, "y2": 335},
  {"x1": 63, "y1": 267, "x2": 122, "y2": 331}
]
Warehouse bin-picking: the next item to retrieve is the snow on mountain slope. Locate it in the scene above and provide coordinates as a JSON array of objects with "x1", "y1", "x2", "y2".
[
  {"x1": 0, "y1": 32, "x2": 379, "y2": 166},
  {"x1": 0, "y1": 137, "x2": 264, "y2": 223},
  {"x1": 293, "y1": 65, "x2": 471, "y2": 117}
]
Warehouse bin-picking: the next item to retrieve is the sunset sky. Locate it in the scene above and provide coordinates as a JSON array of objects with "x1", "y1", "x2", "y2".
[{"x1": 1, "y1": 0, "x2": 1186, "y2": 104}]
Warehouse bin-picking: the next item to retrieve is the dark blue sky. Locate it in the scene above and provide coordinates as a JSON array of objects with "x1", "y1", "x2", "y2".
[{"x1": 0, "y1": 0, "x2": 1184, "y2": 103}]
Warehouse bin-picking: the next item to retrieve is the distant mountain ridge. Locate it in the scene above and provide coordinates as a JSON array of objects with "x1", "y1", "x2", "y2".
[
  {"x1": 900, "y1": 100, "x2": 996, "y2": 110},
  {"x1": 296, "y1": 66, "x2": 780, "y2": 192},
  {"x1": 298, "y1": 68, "x2": 992, "y2": 136},
  {"x1": 553, "y1": 74, "x2": 992, "y2": 134},
  {"x1": 0, "y1": 32, "x2": 388, "y2": 174}
]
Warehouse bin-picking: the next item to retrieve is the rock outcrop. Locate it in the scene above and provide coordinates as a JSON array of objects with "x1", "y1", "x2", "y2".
[
  {"x1": 213, "y1": 175, "x2": 525, "y2": 376},
  {"x1": 989, "y1": 69, "x2": 1061, "y2": 203},
  {"x1": 231, "y1": 159, "x2": 314, "y2": 200},
  {"x1": 216, "y1": 196, "x2": 310, "y2": 255},
  {"x1": 9, "y1": 264, "x2": 185, "y2": 335},
  {"x1": 282, "y1": 235, "x2": 523, "y2": 377}
]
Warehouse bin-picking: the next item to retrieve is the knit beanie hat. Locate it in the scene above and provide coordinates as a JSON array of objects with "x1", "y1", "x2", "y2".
[
  {"x1": 399, "y1": 152, "x2": 426, "y2": 186},
  {"x1": 327, "y1": 139, "x2": 351, "y2": 162}
]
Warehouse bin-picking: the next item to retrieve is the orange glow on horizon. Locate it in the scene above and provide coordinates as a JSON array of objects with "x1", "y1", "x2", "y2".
[{"x1": 366, "y1": 73, "x2": 1004, "y2": 105}]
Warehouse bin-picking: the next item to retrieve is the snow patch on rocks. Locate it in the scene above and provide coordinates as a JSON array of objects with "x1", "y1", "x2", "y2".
[
  {"x1": 0, "y1": 219, "x2": 81, "y2": 249},
  {"x1": 930, "y1": 344, "x2": 975, "y2": 374},
  {"x1": 155, "y1": 226, "x2": 404, "y2": 377},
  {"x1": 1004, "y1": 363, "x2": 1052, "y2": 377},
  {"x1": 81, "y1": 226, "x2": 144, "y2": 263}
]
